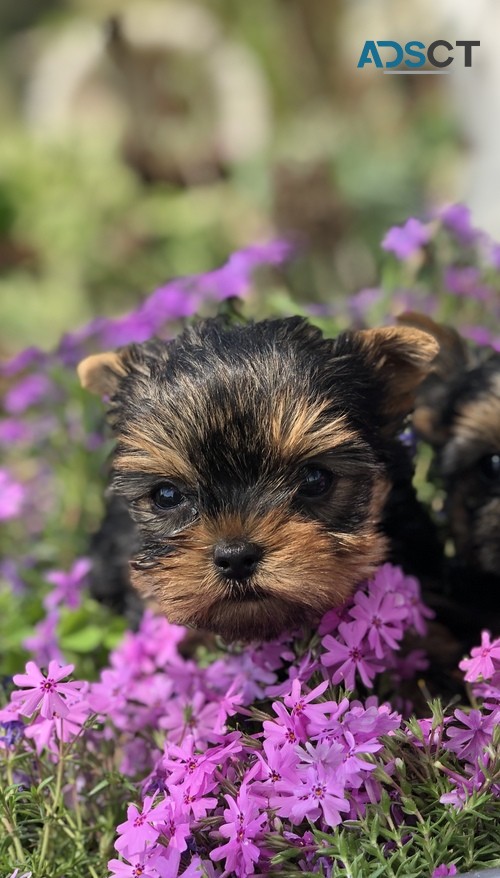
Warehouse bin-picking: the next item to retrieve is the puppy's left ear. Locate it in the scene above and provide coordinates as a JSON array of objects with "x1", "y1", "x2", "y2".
[
  {"x1": 77, "y1": 351, "x2": 128, "y2": 396},
  {"x1": 358, "y1": 325, "x2": 439, "y2": 433}
]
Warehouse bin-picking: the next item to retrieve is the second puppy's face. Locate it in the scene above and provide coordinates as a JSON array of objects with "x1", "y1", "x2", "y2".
[
  {"x1": 434, "y1": 361, "x2": 500, "y2": 575},
  {"x1": 78, "y1": 317, "x2": 437, "y2": 640},
  {"x1": 401, "y1": 313, "x2": 500, "y2": 576}
]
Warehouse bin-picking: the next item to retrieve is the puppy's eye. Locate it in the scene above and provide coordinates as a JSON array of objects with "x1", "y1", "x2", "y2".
[
  {"x1": 479, "y1": 453, "x2": 500, "y2": 482},
  {"x1": 151, "y1": 483, "x2": 185, "y2": 509},
  {"x1": 297, "y1": 465, "x2": 334, "y2": 499}
]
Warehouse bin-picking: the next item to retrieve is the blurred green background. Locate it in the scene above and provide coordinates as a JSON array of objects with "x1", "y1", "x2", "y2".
[{"x1": 0, "y1": 0, "x2": 471, "y2": 357}]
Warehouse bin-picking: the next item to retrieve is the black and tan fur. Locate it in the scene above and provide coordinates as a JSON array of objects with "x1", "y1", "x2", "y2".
[
  {"x1": 400, "y1": 313, "x2": 500, "y2": 640},
  {"x1": 79, "y1": 316, "x2": 440, "y2": 641}
]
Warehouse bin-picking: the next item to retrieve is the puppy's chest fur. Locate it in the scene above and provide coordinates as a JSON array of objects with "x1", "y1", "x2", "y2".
[{"x1": 80, "y1": 316, "x2": 439, "y2": 640}]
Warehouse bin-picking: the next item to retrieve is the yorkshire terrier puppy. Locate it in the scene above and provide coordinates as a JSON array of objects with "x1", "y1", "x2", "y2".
[
  {"x1": 401, "y1": 313, "x2": 500, "y2": 638},
  {"x1": 78, "y1": 316, "x2": 440, "y2": 641}
]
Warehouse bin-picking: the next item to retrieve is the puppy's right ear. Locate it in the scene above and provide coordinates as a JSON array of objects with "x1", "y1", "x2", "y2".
[{"x1": 77, "y1": 352, "x2": 128, "y2": 397}]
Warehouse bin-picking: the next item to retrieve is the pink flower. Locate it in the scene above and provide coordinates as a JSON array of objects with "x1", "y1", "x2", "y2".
[
  {"x1": 282, "y1": 678, "x2": 337, "y2": 738},
  {"x1": 276, "y1": 763, "x2": 349, "y2": 828},
  {"x1": 433, "y1": 864, "x2": 458, "y2": 876},
  {"x1": 445, "y1": 708, "x2": 498, "y2": 762},
  {"x1": 382, "y1": 218, "x2": 430, "y2": 260},
  {"x1": 0, "y1": 469, "x2": 25, "y2": 521},
  {"x1": 108, "y1": 847, "x2": 171, "y2": 878},
  {"x1": 44, "y1": 558, "x2": 91, "y2": 611},
  {"x1": 321, "y1": 622, "x2": 379, "y2": 689},
  {"x1": 25, "y1": 695, "x2": 90, "y2": 754},
  {"x1": 115, "y1": 796, "x2": 172, "y2": 858},
  {"x1": 22, "y1": 610, "x2": 64, "y2": 666},
  {"x1": 210, "y1": 785, "x2": 268, "y2": 877},
  {"x1": 12, "y1": 660, "x2": 83, "y2": 720},
  {"x1": 459, "y1": 631, "x2": 500, "y2": 682},
  {"x1": 350, "y1": 585, "x2": 407, "y2": 658}
]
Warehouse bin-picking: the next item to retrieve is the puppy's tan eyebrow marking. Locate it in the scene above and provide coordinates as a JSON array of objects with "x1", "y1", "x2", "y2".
[
  {"x1": 115, "y1": 428, "x2": 192, "y2": 482},
  {"x1": 269, "y1": 395, "x2": 358, "y2": 460}
]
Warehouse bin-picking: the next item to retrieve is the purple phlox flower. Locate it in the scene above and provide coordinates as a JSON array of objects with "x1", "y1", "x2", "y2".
[
  {"x1": 380, "y1": 566, "x2": 433, "y2": 635},
  {"x1": 203, "y1": 650, "x2": 277, "y2": 704},
  {"x1": 197, "y1": 241, "x2": 292, "y2": 301},
  {"x1": 213, "y1": 678, "x2": 244, "y2": 732},
  {"x1": 43, "y1": 557, "x2": 92, "y2": 611},
  {"x1": 342, "y1": 701, "x2": 401, "y2": 743},
  {"x1": 433, "y1": 865, "x2": 458, "y2": 877},
  {"x1": 265, "y1": 651, "x2": 320, "y2": 698},
  {"x1": 210, "y1": 783, "x2": 268, "y2": 877},
  {"x1": 321, "y1": 621, "x2": 380, "y2": 690},
  {"x1": 251, "y1": 738, "x2": 300, "y2": 803},
  {"x1": 179, "y1": 858, "x2": 215, "y2": 877},
  {"x1": 23, "y1": 610, "x2": 64, "y2": 666},
  {"x1": 0, "y1": 469, "x2": 25, "y2": 521},
  {"x1": 159, "y1": 733, "x2": 242, "y2": 792},
  {"x1": 409, "y1": 716, "x2": 449, "y2": 750},
  {"x1": 350, "y1": 584, "x2": 407, "y2": 658},
  {"x1": 472, "y1": 670, "x2": 500, "y2": 708},
  {"x1": 131, "y1": 673, "x2": 174, "y2": 716},
  {"x1": 335, "y1": 729, "x2": 381, "y2": 784},
  {"x1": 25, "y1": 694, "x2": 91, "y2": 754},
  {"x1": 4, "y1": 373, "x2": 55, "y2": 414},
  {"x1": 382, "y1": 218, "x2": 431, "y2": 260},
  {"x1": 178, "y1": 775, "x2": 218, "y2": 820},
  {"x1": 12, "y1": 660, "x2": 83, "y2": 720},
  {"x1": 276, "y1": 761, "x2": 349, "y2": 828},
  {"x1": 460, "y1": 325, "x2": 494, "y2": 347},
  {"x1": 308, "y1": 696, "x2": 350, "y2": 741},
  {"x1": 115, "y1": 795, "x2": 172, "y2": 858},
  {"x1": 0, "y1": 418, "x2": 33, "y2": 445},
  {"x1": 88, "y1": 665, "x2": 132, "y2": 716},
  {"x1": 100, "y1": 311, "x2": 158, "y2": 348},
  {"x1": 263, "y1": 700, "x2": 306, "y2": 748},
  {"x1": 459, "y1": 630, "x2": 500, "y2": 682},
  {"x1": 141, "y1": 282, "x2": 198, "y2": 324},
  {"x1": 439, "y1": 203, "x2": 478, "y2": 246},
  {"x1": 444, "y1": 708, "x2": 498, "y2": 762},
  {"x1": 160, "y1": 690, "x2": 220, "y2": 745},
  {"x1": 444, "y1": 266, "x2": 492, "y2": 303},
  {"x1": 282, "y1": 678, "x2": 337, "y2": 738},
  {"x1": 298, "y1": 739, "x2": 345, "y2": 774},
  {"x1": 318, "y1": 604, "x2": 351, "y2": 636},
  {"x1": 439, "y1": 756, "x2": 494, "y2": 809},
  {"x1": 0, "y1": 345, "x2": 45, "y2": 377},
  {"x1": 108, "y1": 845, "x2": 174, "y2": 878},
  {"x1": 391, "y1": 648, "x2": 429, "y2": 683},
  {"x1": 115, "y1": 611, "x2": 187, "y2": 675}
]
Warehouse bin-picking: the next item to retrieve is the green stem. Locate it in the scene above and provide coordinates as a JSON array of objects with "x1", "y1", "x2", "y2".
[
  {"x1": 2, "y1": 814, "x2": 25, "y2": 862},
  {"x1": 39, "y1": 729, "x2": 66, "y2": 868}
]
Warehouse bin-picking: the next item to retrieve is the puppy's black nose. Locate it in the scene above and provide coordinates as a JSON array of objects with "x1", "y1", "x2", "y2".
[{"x1": 213, "y1": 540, "x2": 263, "y2": 581}]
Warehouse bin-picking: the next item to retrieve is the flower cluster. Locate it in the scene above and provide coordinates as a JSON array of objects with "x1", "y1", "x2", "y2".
[{"x1": 5, "y1": 562, "x2": 499, "y2": 877}]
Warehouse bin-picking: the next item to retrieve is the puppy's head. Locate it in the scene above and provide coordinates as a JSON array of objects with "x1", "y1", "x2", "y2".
[
  {"x1": 400, "y1": 313, "x2": 500, "y2": 575},
  {"x1": 78, "y1": 317, "x2": 437, "y2": 639}
]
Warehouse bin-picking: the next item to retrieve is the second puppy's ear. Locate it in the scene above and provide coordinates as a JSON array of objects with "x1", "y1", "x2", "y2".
[
  {"x1": 77, "y1": 352, "x2": 128, "y2": 397},
  {"x1": 358, "y1": 324, "x2": 439, "y2": 434},
  {"x1": 397, "y1": 312, "x2": 471, "y2": 446}
]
